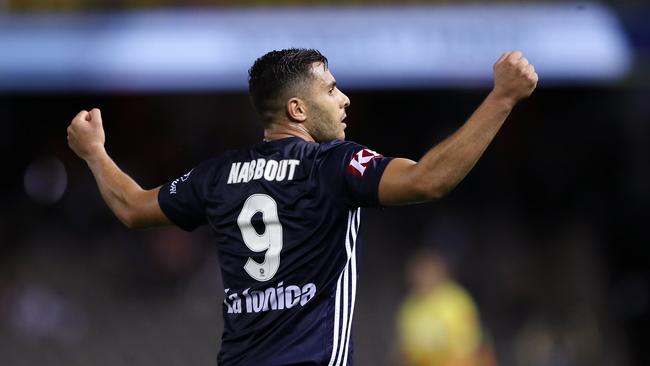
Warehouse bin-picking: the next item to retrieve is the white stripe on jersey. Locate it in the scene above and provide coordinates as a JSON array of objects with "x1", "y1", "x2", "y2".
[
  {"x1": 328, "y1": 271, "x2": 343, "y2": 366},
  {"x1": 335, "y1": 210, "x2": 353, "y2": 366},
  {"x1": 328, "y1": 208, "x2": 360, "y2": 366},
  {"x1": 327, "y1": 211, "x2": 353, "y2": 366},
  {"x1": 341, "y1": 208, "x2": 360, "y2": 366}
]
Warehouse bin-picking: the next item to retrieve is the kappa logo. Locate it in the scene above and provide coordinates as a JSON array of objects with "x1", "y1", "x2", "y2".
[{"x1": 347, "y1": 149, "x2": 383, "y2": 177}]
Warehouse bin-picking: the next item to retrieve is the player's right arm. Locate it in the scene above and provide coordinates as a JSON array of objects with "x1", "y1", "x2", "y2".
[
  {"x1": 378, "y1": 51, "x2": 538, "y2": 206},
  {"x1": 67, "y1": 108, "x2": 171, "y2": 229}
]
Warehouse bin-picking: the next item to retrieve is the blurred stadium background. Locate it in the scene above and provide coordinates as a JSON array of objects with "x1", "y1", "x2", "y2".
[{"x1": 1, "y1": 0, "x2": 649, "y2": 365}]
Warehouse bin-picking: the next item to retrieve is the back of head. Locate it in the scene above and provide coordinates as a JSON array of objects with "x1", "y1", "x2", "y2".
[
  {"x1": 407, "y1": 247, "x2": 450, "y2": 294},
  {"x1": 248, "y1": 48, "x2": 328, "y2": 126}
]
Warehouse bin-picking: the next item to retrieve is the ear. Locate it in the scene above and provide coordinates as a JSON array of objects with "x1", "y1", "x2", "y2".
[{"x1": 286, "y1": 97, "x2": 307, "y2": 122}]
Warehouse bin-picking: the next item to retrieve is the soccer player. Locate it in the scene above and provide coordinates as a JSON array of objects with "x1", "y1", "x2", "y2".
[{"x1": 67, "y1": 48, "x2": 537, "y2": 365}]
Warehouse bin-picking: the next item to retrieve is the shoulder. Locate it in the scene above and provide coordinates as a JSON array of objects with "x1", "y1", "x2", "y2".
[
  {"x1": 195, "y1": 152, "x2": 233, "y2": 172},
  {"x1": 320, "y1": 139, "x2": 365, "y2": 151},
  {"x1": 316, "y1": 139, "x2": 374, "y2": 160},
  {"x1": 188, "y1": 151, "x2": 239, "y2": 183},
  {"x1": 437, "y1": 282, "x2": 478, "y2": 313}
]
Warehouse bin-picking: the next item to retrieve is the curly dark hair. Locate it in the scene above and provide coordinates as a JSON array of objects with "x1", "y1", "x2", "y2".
[{"x1": 248, "y1": 48, "x2": 328, "y2": 125}]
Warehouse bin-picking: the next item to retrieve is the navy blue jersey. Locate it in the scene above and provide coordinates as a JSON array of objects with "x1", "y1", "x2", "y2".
[{"x1": 158, "y1": 137, "x2": 393, "y2": 365}]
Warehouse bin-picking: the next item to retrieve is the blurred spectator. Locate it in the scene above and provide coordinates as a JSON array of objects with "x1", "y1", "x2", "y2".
[
  {"x1": 396, "y1": 247, "x2": 495, "y2": 366},
  {"x1": 6, "y1": 283, "x2": 87, "y2": 344}
]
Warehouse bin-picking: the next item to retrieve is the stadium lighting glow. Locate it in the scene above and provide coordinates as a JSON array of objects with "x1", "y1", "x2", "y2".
[{"x1": 0, "y1": 4, "x2": 632, "y2": 91}]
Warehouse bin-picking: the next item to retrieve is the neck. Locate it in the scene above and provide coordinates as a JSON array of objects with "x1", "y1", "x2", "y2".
[{"x1": 264, "y1": 120, "x2": 315, "y2": 142}]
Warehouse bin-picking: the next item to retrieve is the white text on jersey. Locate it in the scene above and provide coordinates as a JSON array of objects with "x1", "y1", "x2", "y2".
[
  {"x1": 227, "y1": 159, "x2": 300, "y2": 184},
  {"x1": 224, "y1": 281, "x2": 316, "y2": 314}
]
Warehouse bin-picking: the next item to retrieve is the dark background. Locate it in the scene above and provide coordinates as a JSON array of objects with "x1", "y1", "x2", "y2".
[
  {"x1": 1, "y1": 2, "x2": 650, "y2": 365},
  {"x1": 1, "y1": 84, "x2": 649, "y2": 365}
]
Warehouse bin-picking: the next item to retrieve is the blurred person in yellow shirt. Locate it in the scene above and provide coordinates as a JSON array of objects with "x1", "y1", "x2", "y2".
[{"x1": 396, "y1": 248, "x2": 495, "y2": 366}]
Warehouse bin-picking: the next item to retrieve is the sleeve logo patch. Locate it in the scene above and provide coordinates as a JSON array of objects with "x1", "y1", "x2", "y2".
[
  {"x1": 347, "y1": 149, "x2": 383, "y2": 177},
  {"x1": 180, "y1": 169, "x2": 193, "y2": 182},
  {"x1": 169, "y1": 169, "x2": 193, "y2": 194}
]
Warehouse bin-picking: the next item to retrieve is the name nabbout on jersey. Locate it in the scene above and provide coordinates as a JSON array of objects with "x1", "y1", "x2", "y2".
[
  {"x1": 227, "y1": 158, "x2": 300, "y2": 184},
  {"x1": 347, "y1": 148, "x2": 384, "y2": 177}
]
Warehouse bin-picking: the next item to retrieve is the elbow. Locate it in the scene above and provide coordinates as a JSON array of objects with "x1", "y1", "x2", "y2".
[
  {"x1": 415, "y1": 178, "x2": 455, "y2": 201},
  {"x1": 431, "y1": 181, "x2": 459, "y2": 200},
  {"x1": 117, "y1": 213, "x2": 137, "y2": 230},
  {"x1": 117, "y1": 210, "x2": 146, "y2": 230},
  {"x1": 423, "y1": 186, "x2": 448, "y2": 201},
  {"x1": 407, "y1": 163, "x2": 458, "y2": 202},
  {"x1": 113, "y1": 189, "x2": 158, "y2": 230}
]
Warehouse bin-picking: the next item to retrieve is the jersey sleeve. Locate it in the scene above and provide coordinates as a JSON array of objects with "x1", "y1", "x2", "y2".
[
  {"x1": 157, "y1": 158, "x2": 218, "y2": 231},
  {"x1": 329, "y1": 141, "x2": 394, "y2": 208}
]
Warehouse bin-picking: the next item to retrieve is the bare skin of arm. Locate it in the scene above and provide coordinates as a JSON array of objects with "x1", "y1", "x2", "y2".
[
  {"x1": 67, "y1": 109, "x2": 171, "y2": 229},
  {"x1": 68, "y1": 50, "x2": 536, "y2": 227},
  {"x1": 378, "y1": 51, "x2": 539, "y2": 205}
]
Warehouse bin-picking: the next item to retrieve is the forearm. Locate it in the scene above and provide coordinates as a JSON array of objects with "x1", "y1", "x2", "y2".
[
  {"x1": 84, "y1": 146, "x2": 148, "y2": 227},
  {"x1": 379, "y1": 51, "x2": 537, "y2": 205},
  {"x1": 414, "y1": 91, "x2": 514, "y2": 198},
  {"x1": 68, "y1": 109, "x2": 170, "y2": 228}
]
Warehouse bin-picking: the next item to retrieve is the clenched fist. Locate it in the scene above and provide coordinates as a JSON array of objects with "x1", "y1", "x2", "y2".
[
  {"x1": 67, "y1": 108, "x2": 106, "y2": 161},
  {"x1": 492, "y1": 51, "x2": 538, "y2": 106}
]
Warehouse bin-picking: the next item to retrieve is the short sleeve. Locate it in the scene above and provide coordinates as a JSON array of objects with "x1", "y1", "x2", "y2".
[
  {"x1": 158, "y1": 158, "x2": 218, "y2": 231},
  {"x1": 327, "y1": 141, "x2": 393, "y2": 207}
]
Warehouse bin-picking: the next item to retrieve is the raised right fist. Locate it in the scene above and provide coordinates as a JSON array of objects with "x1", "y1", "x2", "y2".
[
  {"x1": 67, "y1": 108, "x2": 106, "y2": 161},
  {"x1": 492, "y1": 51, "x2": 538, "y2": 106}
]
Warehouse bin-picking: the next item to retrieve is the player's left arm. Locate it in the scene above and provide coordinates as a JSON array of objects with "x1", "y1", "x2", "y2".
[
  {"x1": 67, "y1": 108, "x2": 171, "y2": 229},
  {"x1": 378, "y1": 51, "x2": 538, "y2": 206}
]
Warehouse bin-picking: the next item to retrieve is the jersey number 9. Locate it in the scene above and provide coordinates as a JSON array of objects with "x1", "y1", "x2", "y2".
[{"x1": 237, "y1": 194, "x2": 283, "y2": 282}]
